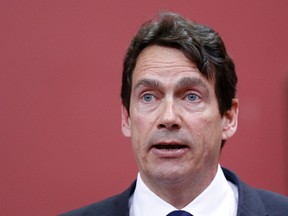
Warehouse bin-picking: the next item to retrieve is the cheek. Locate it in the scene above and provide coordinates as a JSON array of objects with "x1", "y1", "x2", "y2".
[
  {"x1": 189, "y1": 113, "x2": 223, "y2": 145},
  {"x1": 187, "y1": 116, "x2": 223, "y2": 167},
  {"x1": 130, "y1": 114, "x2": 145, "y2": 135},
  {"x1": 203, "y1": 119, "x2": 223, "y2": 152},
  {"x1": 131, "y1": 107, "x2": 155, "y2": 131},
  {"x1": 130, "y1": 113, "x2": 153, "y2": 148}
]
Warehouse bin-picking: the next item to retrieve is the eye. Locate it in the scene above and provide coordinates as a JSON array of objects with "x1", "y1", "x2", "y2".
[
  {"x1": 142, "y1": 93, "x2": 155, "y2": 102},
  {"x1": 186, "y1": 93, "x2": 200, "y2": 101}
]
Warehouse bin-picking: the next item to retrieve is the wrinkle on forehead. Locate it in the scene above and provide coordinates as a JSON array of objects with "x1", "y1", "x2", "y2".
[{"x1": 135, "y1": 45, "x2": 196, "y2": 71}]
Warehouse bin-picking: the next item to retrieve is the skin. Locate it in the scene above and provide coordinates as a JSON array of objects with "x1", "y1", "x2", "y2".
[{"x1": 122, "y1": 45, "x2": 238, "y2": 208}]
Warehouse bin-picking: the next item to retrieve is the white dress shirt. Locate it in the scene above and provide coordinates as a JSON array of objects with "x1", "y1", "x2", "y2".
[{"x1": 129, "y1": 164, "x2": 238, "y2": 216}]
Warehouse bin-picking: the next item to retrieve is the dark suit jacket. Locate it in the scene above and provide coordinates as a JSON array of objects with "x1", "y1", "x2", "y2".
[{"x1": 61, "y1": 168, "x2": 288, "y2": 216}]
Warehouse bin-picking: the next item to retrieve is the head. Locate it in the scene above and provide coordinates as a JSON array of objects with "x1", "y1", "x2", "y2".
[
  {"x1": 120, "y1": 12, "x2": 238, "y2": 193},
  {"x1": 121, "y1": 12, "x2": 237, "y2": 118}
]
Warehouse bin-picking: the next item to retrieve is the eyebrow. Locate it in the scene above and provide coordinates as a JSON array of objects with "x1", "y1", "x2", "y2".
[
  {"x1": 176, "y1": 77, "x2": 209, "y2": 91},
  {"x1": 134, "y1": 78, "x2": 163, "y2": 90}
]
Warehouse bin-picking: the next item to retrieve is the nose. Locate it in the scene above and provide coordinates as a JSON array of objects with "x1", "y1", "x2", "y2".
[{"x1": 157, "y1": 100, "x2": 181, "y2": 130}]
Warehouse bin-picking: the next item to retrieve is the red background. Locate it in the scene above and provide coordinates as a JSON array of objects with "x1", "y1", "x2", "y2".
[{"x1": 1, "y1": 1, "x2": 287, "y2": 215}]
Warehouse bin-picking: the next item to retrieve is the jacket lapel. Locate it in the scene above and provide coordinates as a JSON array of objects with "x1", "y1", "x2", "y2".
[
  {"x1": 110, "y1": 181, "x2": 136, "y2": 216},
  {"x1": 223, "y1": 168, "x2": 268, "y2": 216}
]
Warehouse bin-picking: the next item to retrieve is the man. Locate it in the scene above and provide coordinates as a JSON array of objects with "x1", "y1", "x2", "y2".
[{"x1": 61, "y1": 12, "x2": 288, "y2": 216}]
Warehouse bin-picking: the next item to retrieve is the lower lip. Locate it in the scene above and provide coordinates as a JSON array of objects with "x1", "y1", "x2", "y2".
[{"x1": 151, "y1": 147, "x2": 189, "y2": 158}]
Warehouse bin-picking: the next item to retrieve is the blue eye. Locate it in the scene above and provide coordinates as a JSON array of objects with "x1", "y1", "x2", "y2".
[
  {"x1": 186, "y1": 93, "x2": 199, "y2": 101},
  {"x1": 142, "y1": 94, "x2": 154, "y2": 102}
]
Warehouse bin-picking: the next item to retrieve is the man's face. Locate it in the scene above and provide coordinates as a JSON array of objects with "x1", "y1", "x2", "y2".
[{"x1": 122, "y1": 45, "x2": 238, "y2": 188}]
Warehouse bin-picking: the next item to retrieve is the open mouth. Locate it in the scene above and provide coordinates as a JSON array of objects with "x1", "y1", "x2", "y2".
[
  {"x1": 153, "y1": 144, "x2": 188, "y2": 150},
  {"x1": 151, "y1": 142, "x2": 189, "y2": 157}
]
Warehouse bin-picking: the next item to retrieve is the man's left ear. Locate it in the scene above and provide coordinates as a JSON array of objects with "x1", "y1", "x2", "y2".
[{"x1": 222, "y1": 99, "x2": 239, "y2": 140}]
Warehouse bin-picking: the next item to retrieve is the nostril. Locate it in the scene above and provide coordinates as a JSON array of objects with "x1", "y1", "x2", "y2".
[
  {"x1": 171, "y1": 123, "x2": 180, "y2": 129},
  {"x1": 158, "y1": 123, "x2": 180, "y2": 130}
]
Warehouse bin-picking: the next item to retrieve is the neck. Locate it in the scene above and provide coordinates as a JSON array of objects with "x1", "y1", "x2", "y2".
[{"x1": 140, "y1": 166, "x2": 218, "y2": 209}]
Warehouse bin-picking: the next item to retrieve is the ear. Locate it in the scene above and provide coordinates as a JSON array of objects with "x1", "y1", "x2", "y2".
[
  {"x1": 121, "y1": 105, "x2": 131, "y2": 137},
  {"x1": 222, "y1": 99, "x2": 239, "y2": 140}
]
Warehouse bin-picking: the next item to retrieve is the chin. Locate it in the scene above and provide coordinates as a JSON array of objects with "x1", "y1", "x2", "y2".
[{"x1": 151, "y1": 168, "x2": 189, "y2": 184}]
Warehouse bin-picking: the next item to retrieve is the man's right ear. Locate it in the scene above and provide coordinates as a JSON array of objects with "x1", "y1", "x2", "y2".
[{"x1": 121, "y1": 105, "x2": 131, "y2": 137}]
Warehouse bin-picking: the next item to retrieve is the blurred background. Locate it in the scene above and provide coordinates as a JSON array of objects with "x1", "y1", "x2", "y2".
[{"x1": 1, "y1": 0, "x2": 287, "y2": 215}]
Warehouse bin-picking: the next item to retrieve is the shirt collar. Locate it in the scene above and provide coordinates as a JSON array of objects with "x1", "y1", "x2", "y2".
[{"x1": 130, "y1": 164, "x2": 238, "y2": 216}]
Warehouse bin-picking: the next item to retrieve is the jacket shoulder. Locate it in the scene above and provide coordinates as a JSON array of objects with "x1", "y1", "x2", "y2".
[
  {"x1": 222, "y1": 167, "x2": 288, "y2": 215},
  {"x1": 60, "y1": 181, "x2": 136, "y2": 216},
  {"x1": 256, "y1": 189, "x2": 288, "y2": 215},
  {"x1": 60, "y1": 196, "x2": 121, "y2": 216}
]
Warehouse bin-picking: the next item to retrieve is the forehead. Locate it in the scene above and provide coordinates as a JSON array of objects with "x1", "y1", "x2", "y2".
[
  {"x1": 132, "y1": 45, "x2": 213, "y2": 88},
  {"x1": 135, "y1": 45, "x2": 193, "y2": 73}
]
